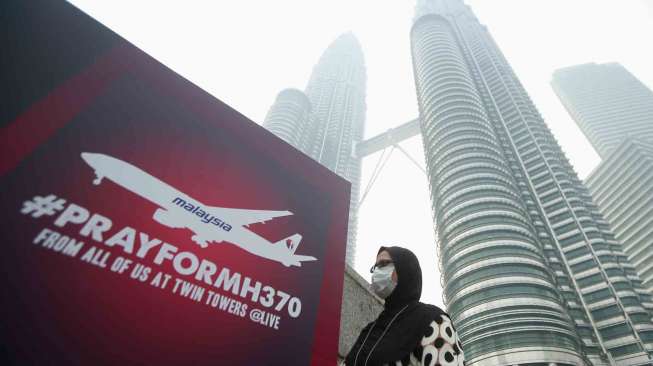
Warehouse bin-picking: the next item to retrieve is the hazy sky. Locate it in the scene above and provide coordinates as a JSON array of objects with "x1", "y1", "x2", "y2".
[{"x1": 71, "y1": 0, "x2": 653, "y2": 308}]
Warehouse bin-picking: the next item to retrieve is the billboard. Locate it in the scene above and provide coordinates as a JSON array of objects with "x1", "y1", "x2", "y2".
[{"x1": 0, "y1": 1, "x2": 350, "y2": 365}]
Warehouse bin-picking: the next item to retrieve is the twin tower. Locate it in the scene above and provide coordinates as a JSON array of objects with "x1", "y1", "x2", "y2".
[
  {"x1": 264, "y1": 1, "x2": 653, "y2": 365},
  {"x1": 263, "y1": 32, "x2": 366, "y2": 265}
]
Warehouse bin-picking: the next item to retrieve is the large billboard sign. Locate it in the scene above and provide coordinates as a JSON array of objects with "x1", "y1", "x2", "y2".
[{"x1": 0, "y1": 2, "x2": 350, "y2": 365}]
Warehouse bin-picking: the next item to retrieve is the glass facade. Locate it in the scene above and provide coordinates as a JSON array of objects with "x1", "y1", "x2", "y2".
[
  {"x1": 411, "y1": 1, "x2": 653, "y2": 365},
  {"x1": 553, "y1": 63, "x2": 653, "y2": 298},
  {"x1": 584, "y1": 139, "x2": 653, "y2": 297}
]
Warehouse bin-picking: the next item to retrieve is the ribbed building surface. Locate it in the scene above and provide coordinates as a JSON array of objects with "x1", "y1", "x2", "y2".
[
  {"x1": 551, "y1": 63, "x2": 653, "y2": 159},
  {"x1": 263, "y1": 33, "x2": 366, "y2": 265},
  {"x1": 585, "y1": 139, "x2": 653, "y2": 296},
  {"x1": 263, "y1": 88, "x2": 312, "y2": 150},
  {"x1": 411, "y1": 1, "x2": 653, "y2": 365},
  {"x1": 552, "y1": 63, "x2": 653, "y2": 298}
]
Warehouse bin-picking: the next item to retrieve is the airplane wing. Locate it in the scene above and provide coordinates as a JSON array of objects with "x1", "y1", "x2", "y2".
[{"x1": 206, "y1": 206, "x2": 293, "y2": 226}]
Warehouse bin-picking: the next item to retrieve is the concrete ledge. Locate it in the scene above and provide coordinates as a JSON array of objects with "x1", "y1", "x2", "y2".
[{"x1": 338, "y1": 264, "x2": 384, "y2": 360}]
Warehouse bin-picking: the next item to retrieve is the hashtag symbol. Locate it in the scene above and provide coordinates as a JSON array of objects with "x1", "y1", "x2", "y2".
[{"x1": 21, "y1": 194, "x2": 67, "y2": 218}]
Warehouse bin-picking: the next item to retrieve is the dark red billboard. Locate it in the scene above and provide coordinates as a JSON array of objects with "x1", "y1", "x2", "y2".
[{"x1": 0, "y1": 1, "x2": 350, "y2": 365}]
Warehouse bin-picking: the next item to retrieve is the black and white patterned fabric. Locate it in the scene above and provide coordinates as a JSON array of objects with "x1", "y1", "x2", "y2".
[{"x1": 383, "y1": 313, "x2": 465, "y2": 366}]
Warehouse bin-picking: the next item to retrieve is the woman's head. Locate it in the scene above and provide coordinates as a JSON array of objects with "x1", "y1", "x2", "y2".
[
  {"x1": 371, "y1": 246, "x2": 422, "y2": 309},
  {"x1": 370, "y1": 249, "x2": 398, "y2": 299}
]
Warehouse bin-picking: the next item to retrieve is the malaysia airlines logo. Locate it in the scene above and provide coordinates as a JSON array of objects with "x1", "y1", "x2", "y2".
[{"x1": 80, "y1": 152, "x2": 317, "y2": 267}]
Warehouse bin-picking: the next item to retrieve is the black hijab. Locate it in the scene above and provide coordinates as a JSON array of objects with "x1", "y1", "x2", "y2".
[{"x1": 344, "y1": 246, "x2": 446, "y2": 366}]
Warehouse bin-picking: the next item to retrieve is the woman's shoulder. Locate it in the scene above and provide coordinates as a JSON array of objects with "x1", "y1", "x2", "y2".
[
  {"x1": 411, "y1": 303, "x2": 451, "y2": 326},
  {"x1": 415, "y1": 302, "x2": 446, "y2": 316}
]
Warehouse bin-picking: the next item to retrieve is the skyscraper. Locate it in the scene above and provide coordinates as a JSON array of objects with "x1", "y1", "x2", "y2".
[
  {"x1": 411, "y1": 1, "x2": 653, "y2": 365},
  {"x1": 263, "y1": 33, "x2": 366, "y2": 264},
  {"x1": 552, "y1": 63, "x2": 653, "y2": 297},
  {"x1": 551, "y1": 63, "x2": 653, "y2": 159}
]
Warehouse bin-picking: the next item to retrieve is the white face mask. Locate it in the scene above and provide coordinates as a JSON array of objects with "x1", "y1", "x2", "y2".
[{"x1": 371, "y1": 264, "x2": 397, "y2": 299}]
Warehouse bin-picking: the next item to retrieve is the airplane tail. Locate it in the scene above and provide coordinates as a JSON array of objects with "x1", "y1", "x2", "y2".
[{"x1": 276, "y1": 234, "x2": 302, "y2": 255}]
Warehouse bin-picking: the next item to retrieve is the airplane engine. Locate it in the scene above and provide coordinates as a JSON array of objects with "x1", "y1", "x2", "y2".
[{"x1": 152, "y1": 208, "x2": 184, "y2": 229}]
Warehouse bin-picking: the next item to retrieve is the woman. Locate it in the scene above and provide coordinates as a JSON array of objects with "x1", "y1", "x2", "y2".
[{"x1": 344, "y1": 246, "x2": 465, "y2": 366}]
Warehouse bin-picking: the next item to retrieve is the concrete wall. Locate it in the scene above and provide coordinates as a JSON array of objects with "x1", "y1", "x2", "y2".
[{"x1": 338, "y1": 264, "x2": 384, "y2": 362}]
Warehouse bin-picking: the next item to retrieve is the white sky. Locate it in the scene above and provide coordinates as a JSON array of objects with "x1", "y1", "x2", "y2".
[{"x1": 71, "y1": 0, "x2": 653, "y2": 308}]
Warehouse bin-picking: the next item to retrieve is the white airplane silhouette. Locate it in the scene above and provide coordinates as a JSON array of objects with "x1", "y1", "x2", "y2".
[{"x1": 80, "y1": 152, "x2": 317, "y2": 267}]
